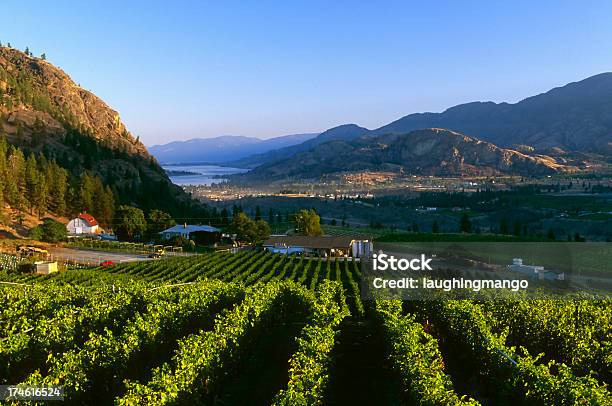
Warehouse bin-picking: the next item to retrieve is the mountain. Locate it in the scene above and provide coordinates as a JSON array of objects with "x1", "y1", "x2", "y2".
[
  {"x1": 232, "y1": 73, "x2": 612, "y2": 170},
  {"x1": 239, "y1": 128, "x2": 567, "y2": 181},
  {"x1": 371, "y1": 73, "x2": 612, "y2": 154},
  {"x1": 230, "y1": 124, "x2": 369, "y2": 168},
  {"x1": 149, "y1": 133, "x2": 317, "y2": 164},
  {"x1": 0, "y1": 46, "x2": 202, "y2": 216}
]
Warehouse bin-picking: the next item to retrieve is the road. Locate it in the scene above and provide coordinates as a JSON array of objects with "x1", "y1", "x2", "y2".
[{"x1": 47, "y1": 247, "x2": 154, "y2": 266}]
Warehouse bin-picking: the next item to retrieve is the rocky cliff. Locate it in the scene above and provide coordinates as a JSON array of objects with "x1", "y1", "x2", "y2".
[{"x1": 0, "y1": 46, "x2": 193, "y2": 214}]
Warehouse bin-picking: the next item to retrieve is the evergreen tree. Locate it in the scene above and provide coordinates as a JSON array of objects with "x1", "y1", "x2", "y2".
[
  {"x1": 499, "y1": 217, "x2": 509, "y2": 234},
  {"x1": 25, "y1": 154, "x2": 39, "y2": 214},
  {"x1": 7, "y1": 148, "x2": 26, "y2": 211},
  {"x1": 459, "y1": 214, "x2": 472, "y2": 233},
  {"x1": 221, "y1": 208, "x2": 230, "y2": 226},
  {"x1": 513, "y1": 219, "x2": 522, "y2": 236},
  {"x1": 255, "y1": 205, "x2": 262, "y2": 221},
  {"x1": 432, "y1": 220, "x2": 439, "y2": 233},
  {"x1": 78, "y1": 172, "x2": 96, "y2": 213}
]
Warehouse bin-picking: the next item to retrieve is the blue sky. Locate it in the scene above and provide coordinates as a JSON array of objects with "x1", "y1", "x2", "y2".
[{"x1": 4, "y1": 1, "x2": 612, "y2": 145}]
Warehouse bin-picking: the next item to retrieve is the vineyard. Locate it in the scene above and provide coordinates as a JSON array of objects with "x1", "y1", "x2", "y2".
[{"x1": 0, "y1": 251, "x2": 610, "y2": 405}]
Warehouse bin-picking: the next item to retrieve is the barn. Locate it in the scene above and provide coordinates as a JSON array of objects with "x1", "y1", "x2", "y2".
[{"x1": 66, "y1": 213, "x2": 100, "y2": 235}]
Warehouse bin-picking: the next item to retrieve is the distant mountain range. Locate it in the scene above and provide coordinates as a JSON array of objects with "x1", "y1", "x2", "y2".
[
  {"x1": 368, "y1": 73, "x2": 612, "y2": 154},
  {"x1": 239, "y1": 128, "x2": 569, "y2": 180},
  {"x1": 149, "y1": 133, "x2": 318, "y2": 164},
  {"x1": 228, "y1": 124, "x2": 369, "y2": 168},
  {"x1": 151, "y1": 73, "x2": 612, "y2": 180}
]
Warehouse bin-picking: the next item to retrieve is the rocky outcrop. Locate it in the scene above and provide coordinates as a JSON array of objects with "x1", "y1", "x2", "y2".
[
  {"x1": 0, "y1": 47, "x2": 146, "y2": 155},
  {"x1": 0, "y1": 47, "x2": 190, "y2": 213}
]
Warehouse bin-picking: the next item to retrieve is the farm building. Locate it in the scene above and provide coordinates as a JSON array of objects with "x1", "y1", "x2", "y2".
[
  {"x1": 159, "y1": 224, "x2": 222, "y2": 242},
  {"x1": 263, "y1": 235, "x2": 372, "y2": 258},
  {"x1": 67, "y1": 213, "x2": 100, "y2": 235},
  {"x1": 507, "y1": 258, "x2": 565, "y2": 281}
]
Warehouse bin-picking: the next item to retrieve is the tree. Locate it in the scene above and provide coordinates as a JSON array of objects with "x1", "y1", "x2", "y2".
[
  {"x1": 513, "y1": 219, "x2": 522, "y2": 236},
  {"x1": 294, "y1": 209, "x2": 323, "y2": 236},
  {"x1": 28, "y1": 218, "x2": 67, "y2": 243},
  {"x1": 230, "y1": 212, "x2": 270, "y2": 244},
  {"x1": 499, "y1": 217, "x2": 509, "y2": 234},
  {"x1": 432, "y1": 220, "x2": 439, "y2": 233},
  {"x1": 115, "y1": 205, "x2": 146, "y2": 241},
  {"x1": 268, "y1": 208, "x2": 274, "y2": 225},
  {"x1": 459, "y1": 214, "x2": 472, "y2": 233},
  {"x1": 41, "y1": 53, "x2": 46, "y2": 60},
  {"x1": 221, "y1": 208, "x2": 230, "y2": 226},
  {"x1": 255, "y1": 205, "x2": 262, "y2": 221},
  {"x1": 547, "y1": 228, "x2": 556, "y2": 240},
  {"x1": 148, "y1": 209, "x2": 175, "y2": 237},
  {"x1": 25, "y1": 46, "x2": 30, "y2": 56}
]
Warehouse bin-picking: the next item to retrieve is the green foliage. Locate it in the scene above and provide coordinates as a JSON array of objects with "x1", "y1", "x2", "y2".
[
  {"x1": 459, "y1": 213, "x2": 472, "y2": 233},
  {"x1": 230, "y1": 212, "x2": 270, "y2": 244},
  {"x1": 295, "y1": 209, "x2": 323, "y2": 236},
  {"x1": 147, "y1": 209, "x2": 175, "y2": 237},
  {"x1": 375, "y1": 300, "x2": 480, "y2": 405},
  {"x1": 115, "y1": 205, "x2": 146, "y2": 241},
  {"x1": 28, "y1": 218, "x2": 68, "y2": 243},
  {"x1": 272, "y1": 281, "x2": 349, "y2": 405}
]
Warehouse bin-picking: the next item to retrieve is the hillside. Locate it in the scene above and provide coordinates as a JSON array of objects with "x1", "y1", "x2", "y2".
[
  {"x1": 230, "y1": 124, "x2": 369, "y2": 168},
  {"x1": 239, "y1": 128, "x2": 568, "y2": 181},
  {"x1": 0, "y1": 46, "x2": 202, "y2": 218},
  {"x1": 232, "y1": 73, "x2": 612, "y2": 169},
  {"x1": 149, "y1": 133, "x2": 318, "y2": 164},
  {"x1": 371, "y1": 73, "x2": 612, "y2": 154}
]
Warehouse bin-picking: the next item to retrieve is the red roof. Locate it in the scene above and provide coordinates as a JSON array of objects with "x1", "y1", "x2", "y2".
[{"x1": 78, "y1": 213, "x2": 99, "y2": 226}]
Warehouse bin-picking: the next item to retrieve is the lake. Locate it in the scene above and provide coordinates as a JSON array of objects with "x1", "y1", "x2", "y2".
[{"x1": 162, "y1": 164, "x2": 249, "y2": 186}]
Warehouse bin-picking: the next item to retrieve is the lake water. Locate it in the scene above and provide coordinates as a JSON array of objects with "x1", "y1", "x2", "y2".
[{"x1": 163, "y1": 164, "x2": 249, "y2": 186}]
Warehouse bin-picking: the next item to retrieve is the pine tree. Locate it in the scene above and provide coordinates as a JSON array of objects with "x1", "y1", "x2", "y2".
[
  {"x1": 78, "y1": 172, "x2": 96, "y2": 213},
  {"x1": 499, "y1": 217, "x2": 509, "y2": 234},
  {"x1": 6, "y1": 148, "x2": 26, "y2": 211},
  {"x1": 25, "y1": 154, "x2": 40, "y2": 214},
  {"x1": 459, "y1": 214, "x2": 472, "y2": 233}
]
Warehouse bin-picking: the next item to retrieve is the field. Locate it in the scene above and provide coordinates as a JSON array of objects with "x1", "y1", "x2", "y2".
[{"x1": 0, "y1": 251, "x2": 611, "y2": 405}]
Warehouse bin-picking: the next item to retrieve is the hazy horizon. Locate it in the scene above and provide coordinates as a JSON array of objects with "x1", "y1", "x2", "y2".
[{"x1": 5, "y1": 1, "x2": 612, "y2": 145}]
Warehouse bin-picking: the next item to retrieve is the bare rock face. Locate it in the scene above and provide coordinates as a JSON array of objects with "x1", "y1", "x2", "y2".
[
  {"x1": 0, "y1": 47, "x2": 189, "y2": 212},
  {"x1": 0, "y1": 47, "x2": 147, "y2": 156}
]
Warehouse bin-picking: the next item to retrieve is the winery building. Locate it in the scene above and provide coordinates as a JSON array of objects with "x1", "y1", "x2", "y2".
[{"x1": 263, "y1": 235, "x2": 372, "y2": 258}]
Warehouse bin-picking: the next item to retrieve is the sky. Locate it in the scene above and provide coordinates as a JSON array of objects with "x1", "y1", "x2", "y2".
[{"x1": 3, "y1": 1, "x2": 612, "y2": 145}]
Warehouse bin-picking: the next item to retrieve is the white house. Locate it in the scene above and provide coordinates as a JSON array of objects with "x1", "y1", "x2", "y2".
[
  {"x1": 67, "y1": 213, "x2": 100, "y2": 235},
  {"x1": 159, "y1": 224, "x2": 221, "y2": 240}
]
